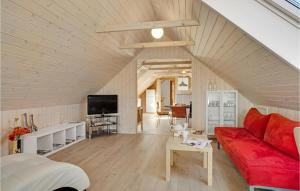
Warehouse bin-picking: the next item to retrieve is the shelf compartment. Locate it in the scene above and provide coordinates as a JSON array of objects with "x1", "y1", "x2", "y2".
[
  {"x1": 37, "y1": 134, "x2": 53, "y2": 155},
  {"x1": 66, "y1": 127, "x2": 76, "y2": 145},
  {"x1": 53, "y1": 130, "x2": 65, "y2": 150},
  {"x1": 76, "y1": 125, "x2": 85, "y2": 140}
]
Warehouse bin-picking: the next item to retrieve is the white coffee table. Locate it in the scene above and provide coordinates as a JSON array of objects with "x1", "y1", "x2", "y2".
[{"x1": 165, "y1": 134, "x2": 213, "y2": 185}]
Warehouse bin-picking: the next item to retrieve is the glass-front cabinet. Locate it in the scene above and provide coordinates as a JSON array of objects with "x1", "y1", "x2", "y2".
[
  {"x1": 206, "y1": 91, "x2": 221, "y2": 135},
  {"x1": 206, "y1": 90, "x2": 238, "y2": 135}
]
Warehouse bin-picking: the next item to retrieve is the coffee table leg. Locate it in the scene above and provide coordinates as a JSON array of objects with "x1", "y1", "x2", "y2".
[
  {"x1": 89, "y1": 126, "x2": 92, "y2": 139},
  {"x1": 166, "y1": 148, "x2": 170, "y2": 181},
  {"x1": 203, "y1": 152, "x2": 207, "y2": 168},
  {"x1": 207, "y1": 150, "x2": 213, "y2": 185}
]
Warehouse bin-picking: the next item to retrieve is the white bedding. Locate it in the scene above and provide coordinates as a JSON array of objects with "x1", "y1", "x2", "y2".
[{"x1": 1, "y1": 153, "x2": 90, "y2": 191}]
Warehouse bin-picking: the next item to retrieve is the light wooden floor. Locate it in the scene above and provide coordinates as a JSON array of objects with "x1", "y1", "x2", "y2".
[
  {"x1": 137, "y1": 113, "x2": 188, "y2": 135},
  {"x1": 50, "y1": 134, "x2": 249, "y2": 191},
  {"x1": 137, "y1": 113, "x2": 170, "y2": 134}
]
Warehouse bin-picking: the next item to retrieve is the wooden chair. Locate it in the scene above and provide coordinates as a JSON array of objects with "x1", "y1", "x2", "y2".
[{"x1": 170, "y1": 106, "x2": 188, "y2": 125}]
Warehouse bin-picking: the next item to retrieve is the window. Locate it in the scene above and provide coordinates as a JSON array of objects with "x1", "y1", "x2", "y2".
[
  {"x1": 257, "y1": 0, "x2": 300, "y2": 28},
  {"x1": 286, "y1": 0, "x2": 300, "y2": 9}
]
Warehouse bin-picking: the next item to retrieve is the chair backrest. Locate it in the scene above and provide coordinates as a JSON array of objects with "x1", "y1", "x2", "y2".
[
  {"x1": 171, "y1": 106, "x2": 187, "y2": 118},
  {"x1": 294, "y1": 127, "x2": 300, "y2": 154}
]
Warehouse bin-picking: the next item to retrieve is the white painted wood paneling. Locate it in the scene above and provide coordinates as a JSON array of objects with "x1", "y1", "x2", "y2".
[
  {"x1": 1, "y1": 0, "x2": 299, "y2": 155},
  {"x1": 136, "y1": 47, "x2": 254, "y2": 129},
  {"x1": 151, "y1": 0, "x2": 300, "y2": 111},
  {"x1": 1, "y1": 104, "x2": 81, "y2": 156},
  {"x1": 260, "y1": 105, "x2": 300, "y2": 121},
  {"x1": 176, "y1": 93, "x2": 192, "y2": 105},
  {"x1": 3, "y1": 0, "x2": 298, "y2": 112},
  {"x1": 1, "y1": 0, "x2": 156, "y2": 110},
  {"x1": 202, "y1": 0, "x2": 300, "y2": 69},
  {"x1": 191, "y1": 56, "x2": 253, "y2": 129},
  {"x1": 96, "y1": 60, "x2": 137, "y2": 134}
]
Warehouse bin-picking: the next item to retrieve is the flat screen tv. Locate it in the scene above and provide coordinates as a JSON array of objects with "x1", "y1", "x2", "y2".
[{"x1": 87, "y1": 95, "x2": 118, "y2": 115}]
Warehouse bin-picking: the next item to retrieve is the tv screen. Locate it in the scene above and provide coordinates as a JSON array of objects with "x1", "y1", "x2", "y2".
[{"x1": 87, "y1": 95, "x2": 118, "y2": 115}]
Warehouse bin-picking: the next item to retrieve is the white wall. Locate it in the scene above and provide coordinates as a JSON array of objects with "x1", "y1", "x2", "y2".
[
  {"x1": 263, "y1": 106, "x2": 299, "y2": 121},
  {"x1": 1, "y1": 104, "x2": 81, "y2": 156},
  {"x1": 192, "y1": 57, "x2": 253, "y2": 129},
  {"x1": 93, "y1": 47, "x2": 299, "y2": 134},
  {"x1": 96, "y1": 61, "x2": 137, "y2": 134},
  {"x1": 176, "y1": 93, "x2": 192, "y2": 105},
  {"x1": 136, "y1": 47, "x2": 255, "y2": 129}
]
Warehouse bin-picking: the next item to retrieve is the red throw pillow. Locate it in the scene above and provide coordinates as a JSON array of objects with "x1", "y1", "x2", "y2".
[
  {"x1": 264, "y1": 114, "x2": 300, "y2": 159},
  {"x1": 244, "y1": 108, "x2": 271, "y2": 139}
]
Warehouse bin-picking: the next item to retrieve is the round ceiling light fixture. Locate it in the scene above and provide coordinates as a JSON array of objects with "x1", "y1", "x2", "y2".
[{"x1": 151, "y1": 28, "x2": 164, "y2": 39}]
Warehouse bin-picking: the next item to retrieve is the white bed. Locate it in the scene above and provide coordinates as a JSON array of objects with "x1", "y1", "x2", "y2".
[{"x1": 0, "y1": 153, "x2": 90, "y2": 191}]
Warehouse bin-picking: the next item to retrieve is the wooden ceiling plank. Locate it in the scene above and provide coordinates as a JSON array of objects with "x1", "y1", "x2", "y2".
[
  {"x1": 192, "y1": 3, "x2": 210, "y2": 54},
  {"x1": 195, "y1": 10, "x2": 218, "y2": 57},
  {"x1": 190, "y1": 0, "x2": 202, "y2": 53}
]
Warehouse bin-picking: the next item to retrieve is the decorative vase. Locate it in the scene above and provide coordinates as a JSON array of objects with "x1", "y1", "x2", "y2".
[
  {"x1": 29, "y1": 114, "x2": 38, "y2": 132},
  {"x1": 12, "y1": 140, "x2": 17, "y2": 154},
  {"x1": 17, "y1": 139, "x2": 21, "y2": 153},
  {"x1": 21, "y1": 113, "x2": 29, "y2": 128},
  {"x1": 12, "y1": 140, "x2": 21, "y2": 154}
]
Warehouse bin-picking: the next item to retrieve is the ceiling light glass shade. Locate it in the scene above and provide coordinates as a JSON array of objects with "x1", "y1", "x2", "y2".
[{"x1": 151, "y1": 28, "x2": 164, "y2": 39}]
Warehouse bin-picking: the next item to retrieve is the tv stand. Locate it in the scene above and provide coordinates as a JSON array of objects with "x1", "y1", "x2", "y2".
[{"x1": 86, "y1": 114, "x2": 119, "y2": 139}]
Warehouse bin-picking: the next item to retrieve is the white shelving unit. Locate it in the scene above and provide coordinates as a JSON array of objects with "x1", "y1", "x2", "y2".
[
  {"x1": 206, "y1": 90, "x2": 238, "y2": 135},
  {"x1": 22, "y1": 122, "x2": 85, "y2": 157}
]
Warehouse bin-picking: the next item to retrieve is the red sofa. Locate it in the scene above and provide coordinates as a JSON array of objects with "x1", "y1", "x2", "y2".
[{"x1": 215, "y1": 108, "x2": 300, "y2": 191}]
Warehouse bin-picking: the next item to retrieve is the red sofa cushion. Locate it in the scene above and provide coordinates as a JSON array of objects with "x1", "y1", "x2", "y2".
[
  {"x1": 215, "y1": 127, "x2": 247, "y2": 139},
  {"x1": 215, "y1": 127, "x2": 246, "y2": 152},
  {"x1": 215, "y1": 127, "x2": 260, "y2": 155},
  {"x1": 244, "y1": 108, "x2": 270, "y2": 139},
  {"x1": 264, "y1": 114, "x2": 300, "y2": 159},
  {"x1": 229, "y1": 138, "x2": 299, "y2": 190}
]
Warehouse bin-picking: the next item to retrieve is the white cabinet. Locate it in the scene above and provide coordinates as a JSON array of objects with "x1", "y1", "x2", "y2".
[
  {"x1": 22, "y1": 122, "x2": 85, "y2": 157},
  {"x1": 206, "y1": 91, "x2": 238, "y2": 135}
]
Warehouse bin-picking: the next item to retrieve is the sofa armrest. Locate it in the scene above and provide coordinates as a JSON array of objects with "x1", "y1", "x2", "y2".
[{"x1": 294, "y1": 127, "x2": 300, "y2": 154}]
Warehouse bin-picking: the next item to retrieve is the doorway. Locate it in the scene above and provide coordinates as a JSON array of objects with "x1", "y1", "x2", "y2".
[
  {"x1": 146, "y1": 89, "x2": 156, "y2": 113},
  {"x1": 137, "y1": 59, "x2": 192, "y2": 134}
]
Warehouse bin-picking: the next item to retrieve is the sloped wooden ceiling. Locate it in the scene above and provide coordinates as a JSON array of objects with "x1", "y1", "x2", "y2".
[
  {"x1": 1, "y1": 0, "x2": 156, "y2": 110},
  {"x1": 151, "y1": 0, "x2": 300, "y2": 110},
  {"x1": 136, "y1": 47, "x2": 192, "y2": 95},
  {"x1": 1, "y1": 0, "x2": 299, "y2": 111}
]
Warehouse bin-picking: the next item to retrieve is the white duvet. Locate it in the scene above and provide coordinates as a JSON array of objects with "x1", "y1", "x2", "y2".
[{"x1": 0, "y1": 153, "x2": 90, "y2": 191}]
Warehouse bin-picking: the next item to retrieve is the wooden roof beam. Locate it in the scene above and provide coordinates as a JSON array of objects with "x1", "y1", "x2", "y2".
[
  {"x1": 96, "y1": 20, "x2": 199, "y2": 33},
  {"x1": 148, "y1": 66, "x2": 191, "y2": 70},
  {"x1": 143, "y1": 58, "x2": 192, "y2": 63},
  {"x1": 142, "y1": 58, "x2": 192, "y2": 65},
  {"x1": 120, "y1": 40, "x2": 194, "y2": 49},
  {"x1": 154, "y1": 71, "x2": 192, "y2": 75},
  {"x1": 142, "y1": 62, "x2": 191, "y2": 66}
]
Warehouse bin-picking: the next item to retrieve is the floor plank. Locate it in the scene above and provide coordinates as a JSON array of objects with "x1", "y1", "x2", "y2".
[{"x1": 50, "y1": 134, "x2": 248, "y2": 191}]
